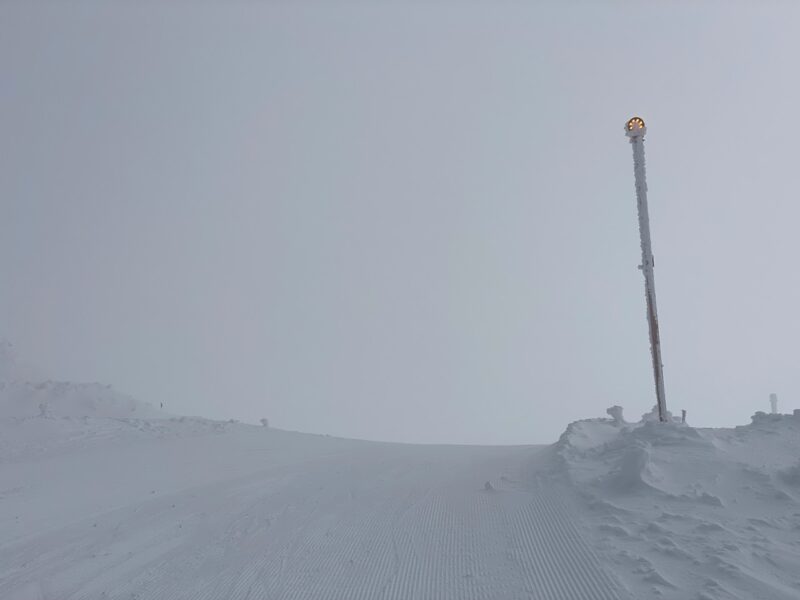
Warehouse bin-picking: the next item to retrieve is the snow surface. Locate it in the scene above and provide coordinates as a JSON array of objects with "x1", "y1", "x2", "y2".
[
  {"x1": 0, "y1": 417, "x2": 629, "y2": 599},
  {"x1": 555, "y1": 407, "x2": 800, "y2": 599},
  {"x1": 3, "y1": 343, "x2": 799, "y2": 599}
]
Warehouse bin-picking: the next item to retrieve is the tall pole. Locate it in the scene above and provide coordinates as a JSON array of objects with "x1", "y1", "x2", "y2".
[{"x1": 625, "y1": 117, "x2": 668, "y2": 423}]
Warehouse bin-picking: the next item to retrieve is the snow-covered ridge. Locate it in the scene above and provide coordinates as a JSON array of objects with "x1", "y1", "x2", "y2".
[
  {"x1": 0, "y1": 340, "x2": 163, "y2": 420},
  {"x1": 554, "y1": 407, "x2": 800, "y2": 600},
  {"x1": 0, "y1": 380, "x2": 164, "y2": 420}
]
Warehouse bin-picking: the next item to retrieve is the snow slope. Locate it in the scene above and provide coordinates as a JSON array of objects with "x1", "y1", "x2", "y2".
[
  {"x1": 0, "y1": 416, "x2": 630, "y2": 600},
  {"x1": 5, "y1": 342, "x2": 799, "y2": 599},
  {"x1": 555, "y1": 407, "x2": 800, "y2": 600},
  {"x1": 0, "y1": 343, "x2": 629, "y2": 599},
  {"x1": 0, "y1": 341, "x2": 164, "y2": 422}
]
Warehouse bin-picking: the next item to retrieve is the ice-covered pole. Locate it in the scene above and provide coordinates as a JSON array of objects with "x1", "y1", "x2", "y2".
[{"x1": 625, "y1": 117, "x2": 668, "y2": 423}]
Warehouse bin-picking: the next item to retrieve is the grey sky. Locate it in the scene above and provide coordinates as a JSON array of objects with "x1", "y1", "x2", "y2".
[{"x1": 2, "y1": 2, "x2": 799, "y2": 444}]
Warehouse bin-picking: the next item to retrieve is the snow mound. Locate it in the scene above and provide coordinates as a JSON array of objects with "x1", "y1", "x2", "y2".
[
  {"x1": 554, "y1": 407, "x2": 800, "y2": 600},
  {"x1": 556, "y1": 412, "x2": 713, "y2": 497}
]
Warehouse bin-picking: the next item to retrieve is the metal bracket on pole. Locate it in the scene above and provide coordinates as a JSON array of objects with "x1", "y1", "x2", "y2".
[{"x1": 625, "y1": 117, "x2": 669, "y2": 423}]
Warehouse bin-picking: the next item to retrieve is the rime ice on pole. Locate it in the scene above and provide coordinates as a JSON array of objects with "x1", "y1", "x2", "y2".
[{"x1": 625, "y1": 117, "x2": 668, "y2": 423}]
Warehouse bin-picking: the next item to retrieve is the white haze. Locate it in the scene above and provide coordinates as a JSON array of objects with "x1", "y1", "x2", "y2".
[{"x1": 2, "y1": 1, "x2": 799, "y2": 444}]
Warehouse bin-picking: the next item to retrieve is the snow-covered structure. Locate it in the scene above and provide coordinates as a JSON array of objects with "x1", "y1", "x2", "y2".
[{"x1": 626, "y1": 117, "x2": 668, "y2": 423}]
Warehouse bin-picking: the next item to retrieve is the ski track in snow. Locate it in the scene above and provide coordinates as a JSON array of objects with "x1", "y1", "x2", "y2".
[{"x1": 0, "y1": 425, "x2": 629, "y2": 600}]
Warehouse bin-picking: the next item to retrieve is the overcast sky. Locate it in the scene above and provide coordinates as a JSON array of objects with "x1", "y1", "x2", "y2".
[{"x1": 2, "y1": 1, "x2": 799, "y2": 444}]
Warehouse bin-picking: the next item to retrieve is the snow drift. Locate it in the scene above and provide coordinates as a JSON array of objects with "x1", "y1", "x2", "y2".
[{"x1": 554, "y1": 406, "x2": 800, "y2": 600}]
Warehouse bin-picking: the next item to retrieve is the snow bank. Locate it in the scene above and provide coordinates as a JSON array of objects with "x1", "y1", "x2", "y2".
[{"x1": 554, "y1": 407, "x2": 800, "y2": 600}]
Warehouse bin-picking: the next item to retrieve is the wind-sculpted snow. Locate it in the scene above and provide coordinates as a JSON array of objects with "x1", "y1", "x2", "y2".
[{"x1": 556, "y1": 407, "x2": 800, "y2": 600}]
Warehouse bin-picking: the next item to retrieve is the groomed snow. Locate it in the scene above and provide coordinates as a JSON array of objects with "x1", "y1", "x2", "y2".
[
  {"x1": 0, "y1": 344, "x2": 634, "y2": 600},
  {"x1": 1, "y1": 415, "x2": 634, "y2": 598},
  {"x1": 3, "y1": 343, "x2": 799, "y2": 599}
]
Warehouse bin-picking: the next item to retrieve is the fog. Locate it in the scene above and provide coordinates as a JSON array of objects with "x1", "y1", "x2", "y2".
[{"x1": 2, "y1": 2, "x2": 799, "y2": 444}]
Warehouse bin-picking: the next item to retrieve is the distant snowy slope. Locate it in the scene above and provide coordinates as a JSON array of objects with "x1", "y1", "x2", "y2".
[
  {"x1": 556, "y1": 407, "x2": 800, "y2": 600},
  {"x1": 0, "y1": 340, "x2": 164, "y2": 420},
  {"x1": 0, "y1": 380, "x2": 164, "y2": 420}
]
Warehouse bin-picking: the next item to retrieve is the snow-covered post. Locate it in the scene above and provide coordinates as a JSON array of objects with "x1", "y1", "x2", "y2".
[
  {"x1": 770, "y1": 393, "x2": 778, "y2": 415},
  {"x1": 625, "y1": 117, "x2": 668, "y2": 423}
]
